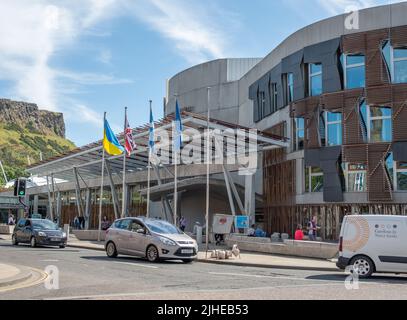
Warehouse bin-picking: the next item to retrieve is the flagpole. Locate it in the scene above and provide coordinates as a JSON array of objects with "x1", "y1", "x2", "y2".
[
  {"x1": 146, "y1": 100, "x2": 152, "y2": 218},
  {"x1": 205, "y1": 87, "x2": 211, "y2": 258},
  {"x1": 98, "y1": 112, "x2": 106, "y2": 242},
  {"x1": 121, "y1": 107, "x2": 127, "y2": 218},
  {"x1": 174, "y1": 124, "x2": 178, "y2": 226}
]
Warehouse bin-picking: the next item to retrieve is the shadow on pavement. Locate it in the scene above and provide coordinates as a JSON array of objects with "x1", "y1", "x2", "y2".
[
  {"x1": 0, "y1": 243, "x2": 79, "y2": 252},
  {"x1": 307, "y1": 273, "x2": 407, "y2": 284},
  {"x1": 80, "y1": 255, "x2": 185, "y2": 265}
]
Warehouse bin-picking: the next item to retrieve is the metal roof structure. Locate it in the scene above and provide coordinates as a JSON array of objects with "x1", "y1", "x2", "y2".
[{"x1": 27, "y1": 112, "x2": 289, "y2": 183}]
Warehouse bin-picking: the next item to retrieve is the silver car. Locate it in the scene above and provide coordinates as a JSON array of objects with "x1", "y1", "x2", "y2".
[{"x1": 105, "y1": 217, "x2": 198, "y2": 263}]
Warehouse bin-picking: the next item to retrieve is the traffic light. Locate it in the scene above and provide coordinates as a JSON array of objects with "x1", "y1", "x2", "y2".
[{"x1": 13, "y1": 178, "x2": 26, "y2": 197}]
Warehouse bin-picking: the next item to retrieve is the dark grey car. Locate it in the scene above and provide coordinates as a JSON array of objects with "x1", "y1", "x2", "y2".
[{"x1": 12, "y1": 218, "x2": 67, "y2": 248}]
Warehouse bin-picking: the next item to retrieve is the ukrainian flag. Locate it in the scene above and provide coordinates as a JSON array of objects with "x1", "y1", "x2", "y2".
[{"x1": 103, "y1": 118, "x2": 125, "y2": 156}]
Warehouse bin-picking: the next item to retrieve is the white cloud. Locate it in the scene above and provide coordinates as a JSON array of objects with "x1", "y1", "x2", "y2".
[
  {"x1": 0, "y1": 0, "x2": 127, "y2": 114},
  {"x1": 65, "y1": 104, "x2": 103, "y2": 129},
  {"x1": 124, "y1": 0, "x2": 233, "y2": 64},
  {"x1": 56, "y1": 70, "x2": 132, "y2": 86}
]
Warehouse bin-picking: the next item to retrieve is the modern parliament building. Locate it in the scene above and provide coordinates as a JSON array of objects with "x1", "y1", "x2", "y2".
[{"x1": 11, "y1": 3, "x2": 407, "y2": 240}]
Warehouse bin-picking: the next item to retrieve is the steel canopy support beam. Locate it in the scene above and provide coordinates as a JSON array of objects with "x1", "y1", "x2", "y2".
[
  {"x1": 105, "y1": 160, "x2": 120, "y2": 220},
  {"x1": 213, "y1": 137, "x2": 236, "y2": 217},
  {"x1": 73, "y1": 167, "x2": 84, "y2": 217},
  {"x1": 84, "y1": 189, "x2": 92, "y2": 229},
  {"x1": 152, "y1": 163, "x2": 173, "y2": 221},
  {"x1": 223, "y1": 166, "x2": 245, "y2": 215},
  {"x1": 56, "y1": 191, "x2": 62, "y2": 224},
  {"x1": 46, "y1": 176, "x2": 54, "y2": 221}
]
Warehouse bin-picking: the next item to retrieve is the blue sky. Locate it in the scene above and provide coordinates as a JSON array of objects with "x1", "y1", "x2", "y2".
[{"x1": 0, "y1": 0, "x2": 401, "y2": 146}]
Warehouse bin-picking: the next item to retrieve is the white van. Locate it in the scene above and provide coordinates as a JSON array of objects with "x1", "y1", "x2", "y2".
[{"x1": 337, "y1": 215, "x2": 407, "y2": 278}]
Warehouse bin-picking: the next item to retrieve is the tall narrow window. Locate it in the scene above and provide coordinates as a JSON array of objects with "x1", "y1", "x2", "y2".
[
  {"x1": 326, "y1": 112, "x2": 342, "y2": 146},
  {"x1": 309, "y1": 63, "x2": 322, "y2": 96},
  {"x1": 359, "y1": 101, "x2": 392, "y2": 143},
  {"x1": 342, "y1": 54, "x2": 365, "y2": 89},
  {"x1": 385, "y1": 152, "x2": 394, "y2": 188},
  {"x1": 287, "y1": 73, "x2": 294, "y2": 103},
  {"x1": 272, "y1": 83, "x2": 278, "y2": 112},
  {"x1": 294, "y1": 118, "x2": 305, "y2": 151},
  {"x1": 382, "y1": 40, "x2": 407, "y2": 84},
  {"x1": 258, "y1": 91, "x2": 266, "y2": 120},
  {"x1": 319, "y1": 112, "x2": 326, "y2": 146}
]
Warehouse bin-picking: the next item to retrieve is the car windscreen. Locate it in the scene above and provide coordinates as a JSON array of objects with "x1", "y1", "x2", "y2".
[
  {"x1": 32, "y1": 220, "x2": 58, "y2": 230},
  {"x1": 145, "y1": 220, "x2": 182, "y2": 235}
]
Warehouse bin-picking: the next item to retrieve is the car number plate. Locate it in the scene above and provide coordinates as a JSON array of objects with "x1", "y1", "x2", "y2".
[
  {"x1": 51, "y1": 237, "x2": 60, "y2": 242},
  {"x1": 181, "y1": 249, "x2": 193, "y2": 254}
]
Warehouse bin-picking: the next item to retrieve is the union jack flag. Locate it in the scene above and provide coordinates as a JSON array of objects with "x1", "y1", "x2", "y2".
[{"x1": 124, "y1": 109, "x2": 136, "y2": 157}]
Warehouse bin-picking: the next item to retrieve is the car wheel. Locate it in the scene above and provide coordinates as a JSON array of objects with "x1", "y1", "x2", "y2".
[
  {"x1": 106, "y1": 242, "x2": 118, "y2": 258},
  {"x1": 146, "y1": 245, "x2": 159, "y2": 263},
  {"x1": 11, "y1": 235, "x2": 18, "y2": 246},
  {"x1": 59, "y1": 245, "x2": 65, "y2": 249},
  {"x1": 350, "y1": 255, "x2": 375, "y2": 279},
  {"x1": 182, "y1": 259, "x2": 193, "y2": 264},
  {"x1": 30, "y1": 237, "x2": 37, "y2": 248}
]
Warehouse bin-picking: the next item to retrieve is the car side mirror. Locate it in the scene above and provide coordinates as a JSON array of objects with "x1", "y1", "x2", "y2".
[{"x1": 136, "y1": 229, "x2": 145, "y2": 234}]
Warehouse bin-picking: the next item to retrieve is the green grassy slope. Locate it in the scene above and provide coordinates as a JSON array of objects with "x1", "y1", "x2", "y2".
[{"x1": 0, "y1": 123, "x2": 75, "y2": 185}]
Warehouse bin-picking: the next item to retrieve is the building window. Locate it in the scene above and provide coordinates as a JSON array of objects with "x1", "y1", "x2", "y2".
[
  {"x1": 385, "y1": 152, "x2": 394, "y2": 188},
  {"x1": 382, "y1": 40, "x2": 407, "y2": 84},
  {"x1": 360, "y1": 101, "x2": 392, "y2": 143},
  {"x1": 326, "y1": 112, "x2": 342, "y2": 146},
  {"x1": 272, "y1": 83, "x2": 278, "y2": 112},
  {"x1": 342, "y1": 54, "x2": 365, "y2": 89},
  {"x1": 258, "y1": 91, "x2": 266, "y2": 119},
  {"x1": 343, "y1": 163, "x2": 367, "y2": 192},
  {"x1": 293, "y1": 118, "x2": 305, "y2": 151},
  {"x1": 286, "y1": 73, "x2": 294, "y2": 103},
  {"x1": 309, "y1": 63, "x2": 322, "y2": 96},
  {"x1": 396, "y1": 162, "x2": 407, "y2": 191},
  {"x1": 319, "y1": 112, "x2": 326, "y2": 146},
  {"x1": 305, "y1": 167, "x2": 324, "y2": 193}
]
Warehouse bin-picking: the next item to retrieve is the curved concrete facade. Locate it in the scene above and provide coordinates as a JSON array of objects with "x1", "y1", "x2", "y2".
[{"x1": 166, "y1": 58, "x2": 261, "y2": 124}]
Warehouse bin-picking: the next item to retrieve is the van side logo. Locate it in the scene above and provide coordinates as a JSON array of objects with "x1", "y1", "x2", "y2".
[{"x1": 343, "y1": 217, "x2": 369, "y2": 252}]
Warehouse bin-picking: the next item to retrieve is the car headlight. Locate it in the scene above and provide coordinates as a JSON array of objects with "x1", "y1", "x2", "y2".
[
  {"x1": 158, "y1": 236, "x2": 176, "y2": 246},
  {"x1": 38, "y1": 231, "x2": 47, "y2": 237},
  {"x1": 62, "y1": 232, "x2": 67, "y2": 238}
]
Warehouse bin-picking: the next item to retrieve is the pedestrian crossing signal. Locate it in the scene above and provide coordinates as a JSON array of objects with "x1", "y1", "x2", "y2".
[{"x1": 13, "y1": 178, "x2": 26, "y2": 197}]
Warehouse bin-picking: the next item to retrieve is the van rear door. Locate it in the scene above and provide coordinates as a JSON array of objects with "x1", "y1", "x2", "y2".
[{"x1": 372, "y1": 217, "x2": 407, "y2": 273}]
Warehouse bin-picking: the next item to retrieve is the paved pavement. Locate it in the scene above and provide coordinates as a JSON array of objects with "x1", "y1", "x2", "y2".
[
  {"x1": 1, "y1": 237, "x2": 407, "y2": 300},
  {"x1": 66, "y1": 237, "x2": 337, "y2": 272}
]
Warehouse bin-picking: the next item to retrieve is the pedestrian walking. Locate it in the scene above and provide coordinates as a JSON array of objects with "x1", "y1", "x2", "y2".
[
  {"x1": 179, "y1": 216, "x2": 187, "y2": 232},
  {"x1": 74, "y1": 216, "x2": 80, "y2": 229},
  {"x1": 307, "y1": 216, "x2": 319, "y2": 241}
]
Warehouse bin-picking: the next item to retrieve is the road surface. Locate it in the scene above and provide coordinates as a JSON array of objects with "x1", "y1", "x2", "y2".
[{"x1": 1, "y1": 239, "x2": 407, "y2": 300}]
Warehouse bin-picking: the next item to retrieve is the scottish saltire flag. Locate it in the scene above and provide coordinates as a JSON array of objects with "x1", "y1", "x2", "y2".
[
  {"x1": 149, "y1": 105, "x2": 155, "y2": 152},
  {"x1": 124, "y1": 111, "x2": 136, "y2": 157},
  {"x1": 103, "y1": 118, "x2": 125, "y2": 156},
  {"x1": 173, "y1": 100, "x2": 183, "y2": 151}
]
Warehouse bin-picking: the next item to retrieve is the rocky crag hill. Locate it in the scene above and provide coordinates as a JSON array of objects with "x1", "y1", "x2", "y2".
[{"x1": 0, "y1": 99, "x2": 75, "y2": 184}]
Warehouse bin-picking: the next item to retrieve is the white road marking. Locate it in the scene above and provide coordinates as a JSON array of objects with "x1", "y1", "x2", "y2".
[
  {"x1": 113, "y1": 261, "x2": 159, "y2": 269},
  {"x1": 208, "y1": 272, "x2": 318, "y2": 282},
  {"x1": 41, "y1": 260, "x2": 59, "y2": 262},
  {"x1": 42, "y1": 283, "x2": 348, "y2": 300}
]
